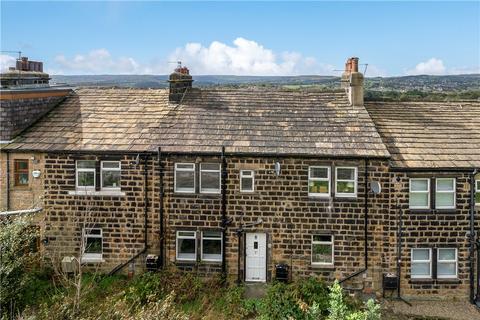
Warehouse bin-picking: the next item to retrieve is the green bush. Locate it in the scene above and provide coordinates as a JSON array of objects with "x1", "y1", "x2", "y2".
[{"x1": 256, "y1": 281, "x2": 304, "y2": 320}]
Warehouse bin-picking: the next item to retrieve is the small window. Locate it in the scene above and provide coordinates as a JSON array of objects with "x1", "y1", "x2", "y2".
[
  {"x1": 200, "y1": 163, "x2": 221, "y2": 194},
  {"x1": 409, "y1": 178, "x2": 430, "y2": 209},
  {"x1": 101, "y1": 161, "x2": 121, "y2": 190},
  {"x1": 311, "y1": 234, "x2": 334, "y2": 265},
  {"x1": 437, "y1": 248, "x2": 457, "y2": 279},
  {"x1": 82, "y1": 228, "x2": 103, "y2": 262},
  {"x1": 174, "y1": 163, "x2": 195, "y2": 193},
  {"x1": 411, "y1": 248, "x2": 431, "y2": 279},
  {"x1": 308, "y1": 166, "x2": 330, "y2": 197},
  {"x1": 240, "y1": 170, "x2": 254, "y2": 192},
  {"x1": 335, "y1": 167, "x2": 357, "y2": 197},
  {"x1": 76, "y1": 160, "x2": 96, "y2": 190},
  {"x1": 475, "y1": 180, "x2": 479, "y2": 205},
  {"x1": 176, "y1": 231, "x2": 197, "y2": 261},
  {"x1": 201, "y1": 231, "x2": 222, "y2": 262},
  {"x1": 14, "y1": 159, "x2": 29, "y2": 186},
  {"x1": 436, "y1": 178, "x2": 455, "y2": 209}
]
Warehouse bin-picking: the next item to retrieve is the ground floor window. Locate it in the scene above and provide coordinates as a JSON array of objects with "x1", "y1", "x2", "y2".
[
  {"x1": 476, "y1": 180, "x2": 479, "y2": 205},
  {"x1": 311, "y1": 234, "x2": 334, "y2": 266},
  {"x1": 176, "y1": 231, "x2": 197, "y2": 261},
  {"x1": 437, "y1": 248, "x2": 457, "y2": 279},
  {"x1": 411, "y1": 248, "x2": 431, "y2": 279},
  {"x1": 201, "y1": 231, "x2": 222, "y2": 262},
  {"x1": 82, "y1": 228, "x2": 103, "y2": 262}
]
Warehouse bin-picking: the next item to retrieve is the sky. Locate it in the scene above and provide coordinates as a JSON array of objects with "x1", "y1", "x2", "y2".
[{"x1": 1, "y1": 1, "x2": 479, "y2": 76}]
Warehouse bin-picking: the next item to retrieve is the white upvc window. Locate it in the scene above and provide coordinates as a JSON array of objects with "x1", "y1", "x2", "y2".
[
  {"x1": 475, "y1": 180, "x2": 479, "y2": 205},
  {"x1": 176, "y1": 231, "x2": 197, "y2": 261},
  {"x1": 411, "y1": 248, "x2": 432, "y2": 279},
  {"x1": 311, "y1": 234, "x2": 334, "y2": 266},
  {"x1": 200, "y1": 163, "x2": 221, "y2": 194},
  {"x1": 201, "y1": 231, "x2": 222, "y2": 262},
  {"x1": 76, "y1": 160, "x2": 96, "y2": 190},
  {"x1": 82, "y1": 228, "x2": 103, "y2": 262},
  {"x1": 409, "y1": 178, "x2": 430, "y2": 209},
  {"x1": 335, "y1": 167, "x2": 357, "y2": 197},
  {"x1": 437, "y1": 248, "x2": 458, "y2": 279},
  {"x1": 435, "y1": 178, "x2": 456, "y2": 209},
  {"x1": 240, "y1": 170, "x2": 255, "y2": 193},
  {"x1": 308, "y1": 166, "x2": 330, "y2": 197},
  {"x1": 101, "y1": 161, "x2": 121, "y2": 190},
  {"x1": 174, "y1": 163, "x2": 196, "y2": 193}
]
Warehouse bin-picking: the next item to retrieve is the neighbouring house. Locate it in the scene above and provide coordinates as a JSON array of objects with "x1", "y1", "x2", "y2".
[{"x1": 0, "y1": 57, "x2": 478, "y2": 303}]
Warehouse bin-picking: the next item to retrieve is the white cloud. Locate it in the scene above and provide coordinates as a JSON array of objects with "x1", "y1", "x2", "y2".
[
  {"x1": 167, "y1": 37, "x2": 334, "y2": 76},
  {"x1": 53, "y1": 49, "x2": 143, "y2": 75},
  {"x1": 406, "y1": 58, "x2": 446, "y2": 75},
  {"x1": 0, "y1": 54, "x2": 17, "y2": 72}
]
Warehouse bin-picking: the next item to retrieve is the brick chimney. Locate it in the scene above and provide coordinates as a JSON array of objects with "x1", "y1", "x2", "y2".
[
  {"x1": 341, "y1": 57, "x2": 364, "y2": 106},
  {"x1": 168, "y1": 65, "x2": 193, "y2": 103}
]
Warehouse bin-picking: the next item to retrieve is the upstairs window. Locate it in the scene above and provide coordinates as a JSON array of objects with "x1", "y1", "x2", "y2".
[
  {"x1": 335, "y1": 167, "x2": 357, "y2": 197},
  {"x1": 435, "y1": 178, "x2": 456, "y2": 209},
  {"x1": 240, "y1": 170, "x2": 255, "y2": 193},
  {"x1": 409, "y1": 178, "x2": 430, "y2": 209},
  {"x1": 437, "y1": 248, "x2": 457, "y2": 279},
  {"x1": 200, "y1": 163, "x2": 221, "y2": 194},
  {"x1": 308, "y1": 166, "x2": 330, "y2": 197},
  {"x1": 14, "y1": 159, "x2": 29, "y2": 186},
  {"x1": 101, "y1": 161, "x2": 121, "y2": 190},
  {"x1": 82, "y1": 228, "x2": 103, "y2": 262},
  {"x1": 411, "y1": 248, "x2": 432, "y2": 279},
  {"x1": 174, "y1": 163, "x2": 195, "y2": 193},
  {"x1": 311, "y1": 234, "x2": 334, "y2": 266},
  {"x1": 76, "y1": 160, "x2": 96, "y2": 190},
  {"x1": 201, "y1": 231, "x2": 222, "y2": 262},
  {"x1": 476, "y1": 180, "x2": 479, "y2": 205},
  {"x1": 176, "y1": 231, "x2": 197, "y2": 261}
]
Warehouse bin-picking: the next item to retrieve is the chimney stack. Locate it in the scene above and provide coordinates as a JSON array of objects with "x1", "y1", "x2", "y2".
[
  {"x1": 168, "y1": 64, "x2": 193, "y2": 104},
  {"x1": 341, "y1": 57, "x2": 364, "y2": 106}
]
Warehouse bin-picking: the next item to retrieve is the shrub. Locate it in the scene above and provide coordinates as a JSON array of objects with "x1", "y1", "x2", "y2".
[{"x1": 256, "y1": 281, "x2": 304, "y2": 320}]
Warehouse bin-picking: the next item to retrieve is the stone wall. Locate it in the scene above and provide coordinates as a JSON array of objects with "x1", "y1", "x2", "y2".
[{"x1": 0, "y1": 95, "x2": 67, "y2": 141}]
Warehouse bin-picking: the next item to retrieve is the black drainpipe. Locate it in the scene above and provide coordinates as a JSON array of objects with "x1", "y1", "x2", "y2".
[
  {"x1": 6, "y1": 151, "x2": 10, "y2": 210},
  {"x1": 340, "y1": 158, "x2": 369, "y2": 283},
  {"x1": 221, "y1": 146, "x2": 228, "y2": 281},
  {"x1": 470, "y1": 169, "x2": 478, "y2": 304},
  {"x1": 108, "y1": 154, "x2": 149, "y2": 275},
  {"x1": 158, "y1": 147, "x2": 165, "y2": 269}
]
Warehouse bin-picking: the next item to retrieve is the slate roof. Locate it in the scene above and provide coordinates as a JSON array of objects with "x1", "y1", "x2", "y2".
[
  {"x1": 4, "y1": 87, "x2": 390, "y2": 158},
  {"x1": 365, "y1": 101, "x2": 480, "y2": 169}
]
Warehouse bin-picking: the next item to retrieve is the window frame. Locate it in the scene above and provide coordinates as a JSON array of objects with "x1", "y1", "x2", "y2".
[
  {"x1": 100, "y1": 161, "x2": 121, "y2": 191},
  {"x1": 174, "y1": 163, "x2": 196, "y2": 193},
  {"x1": 76, "y1": 160, "x2": 96, "y2": 190},
  {"x1": 13, "y1": 159, "x2": 29, "y2": 186},
  {"x1": 82, "y1": 228, "x2": 103, "y2": 262},
  {"x1": 437, "y1": 248, "x2": 458, "y2": 279},
  {"x1": 411, "y1": 248, "x2": 432, "y2": 279},
  {"x1": 308, "y1": 166, "x2": 331, "y2": 197},
  {"x1": 201, "y1": 231, "x2": 223, "y2": 262},
  {"x1": 475, "y1": 180, "x2": 479, "y2": 206},
  {"x1": 409, "y1": 178, "x2": 431, "y2": 209},
  {"x1": 311, "y1": 234, "x2": 334, "y2": 266},
  {"x1": 176, "y1": 230, "x2": 197, "y2": 261},
  {"x1": 199, "y1": 163, "x2": 221, "y2": 194},
  {"x1": 240, "y1": 170, "x2": 255, "y2": 193},
  {"x1": 335, "y1": 167, "x2": 357, "y2": 197},
  {"x1": 435, "y1": 178, "x2": 456, "y2": 209}
]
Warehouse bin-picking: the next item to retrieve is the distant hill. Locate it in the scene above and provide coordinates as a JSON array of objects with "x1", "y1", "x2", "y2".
[{"x1": 51, "y1": 74, "x2": 480, "y2": 99}]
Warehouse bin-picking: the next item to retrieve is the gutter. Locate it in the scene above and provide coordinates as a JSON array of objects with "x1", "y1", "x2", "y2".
[
  {"x1": 0, "y1": 207, "x2": 43, "y2": 217},
  {"x1": 340, "y1": 158, "x2": 369, "y2": 284},
  {"x1": 108, "y1": 155, "x2": 150, "y2": 276}
]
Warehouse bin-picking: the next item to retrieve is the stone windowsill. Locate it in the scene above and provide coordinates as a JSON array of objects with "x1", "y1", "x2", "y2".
[
  {"x1": 311, "y1": 264, "x2": 335, "y2": 270},
  {"x1": 81, "y1": 258, "x2": 105, "y2": 264},
  {"x1": 68, "y1": 190, "x2": 125, "y2": 197},
  {"x1": 409, "y1": 278, "x2": 460, "y2": 284}
]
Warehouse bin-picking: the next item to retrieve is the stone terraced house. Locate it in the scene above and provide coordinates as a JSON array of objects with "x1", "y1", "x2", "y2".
[{"x1": 1, "y1": 57, "x2": 479, "y2": 303}]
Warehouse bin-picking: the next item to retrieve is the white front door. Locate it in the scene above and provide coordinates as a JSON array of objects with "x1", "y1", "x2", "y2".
[{"x1": 245, "y1": 232, "x2": 267, "y2": 282}]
